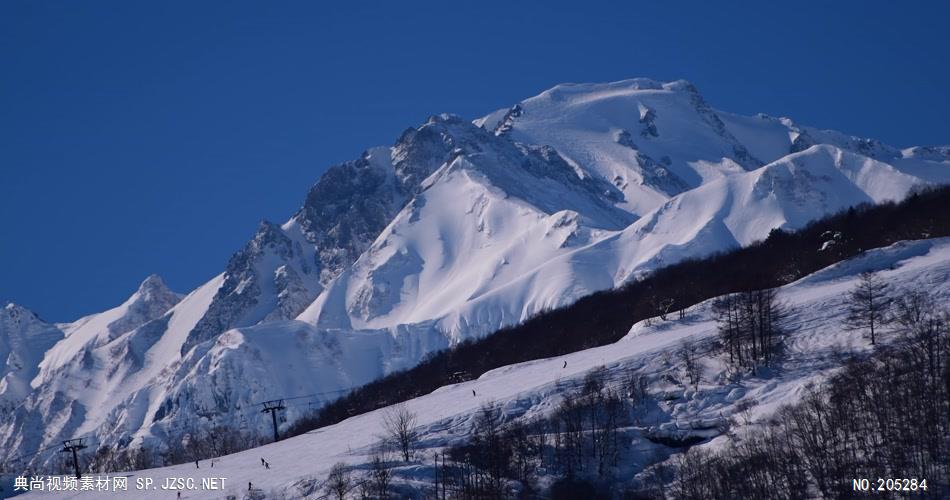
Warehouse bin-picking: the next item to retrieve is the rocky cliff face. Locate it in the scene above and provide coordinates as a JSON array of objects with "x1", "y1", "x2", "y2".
[
  {"x1": 181, "y1": 220, "x2": 317, "y2": 355},
  {"x1": 107, "y1": 275, "x2": 181, "y2": 340}
]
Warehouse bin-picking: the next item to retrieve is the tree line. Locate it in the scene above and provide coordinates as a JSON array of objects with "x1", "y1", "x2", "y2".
[
  {"x1": 292, "y1": 185, "x2": 950, "y2": 437},
  {"x1": 9, "y1": 186, "x2": 947, "y2": 483}
]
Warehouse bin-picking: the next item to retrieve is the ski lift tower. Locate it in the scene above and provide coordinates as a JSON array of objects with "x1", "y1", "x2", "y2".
[
  {"x1": 260, "y1": 400, "x2": 286, "y2": 443},
  {"x1": 60, "y1": 438, "x2": 88, "y2": 479}
]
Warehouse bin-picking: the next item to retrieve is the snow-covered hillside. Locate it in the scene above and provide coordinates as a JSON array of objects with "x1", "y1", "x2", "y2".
[
  {"x1": 2, "y1": 78, "x2": 948, "y2": 470},
  {"x1": 17, "y1": 237, "x2": 950, "y2": 499},
  {"x1": 0, "y1": 305, "x2": 62, "y2": 414}
]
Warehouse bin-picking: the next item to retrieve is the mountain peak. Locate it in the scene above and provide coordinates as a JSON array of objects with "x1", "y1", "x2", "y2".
[
  {"x1": 249, "y1": 219, "x2": 293, "y2": 254},
  {"x1": 0, "y1": 300, "x2": 63, "y2": 407},
  {"x1": 425, "y1": 113, "x2": 465, "y2": 125},
  {"x1": 541, "y1": 77, "x2": 666, "y2": 95},
  {"x1": 2, "y1": 301, "x2": 33, "y2": 317},
  {"x1": 133, "y1": 274, "x2": 180, "y2": 306},
  {"x1": 103, "y1": 274, "x2": 182, "y2": 337},
  {"x1": 137, "y1": 273, "x2": 169, "y2": 293},
  {"x1": 0, "y1": 302, "x2": 53, "y2": 327}
]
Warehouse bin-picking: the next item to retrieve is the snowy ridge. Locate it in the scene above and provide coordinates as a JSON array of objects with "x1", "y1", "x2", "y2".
[
  {"x1": 0, "y1": 304, "x2": 63, "y2": 413},
  {"x1": 0, "y1": 275, "x2": 218, "y2": 464},
  {"x1": 19, "y1": 238, "x2": 950, "y2": 498},
  {"x1": 2, "y1": 78, "x2": 949, "y2": 469}
]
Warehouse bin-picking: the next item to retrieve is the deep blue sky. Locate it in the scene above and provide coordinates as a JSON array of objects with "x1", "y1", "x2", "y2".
[{"x1": 2, "y1": 1, "x2": 948, "y2": 322}]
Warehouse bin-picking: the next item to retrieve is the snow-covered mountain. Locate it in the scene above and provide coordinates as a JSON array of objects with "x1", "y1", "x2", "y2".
[
  {"x1": 2, "y1": 78, "x2": 948, "y2": 469},
  {"x1": 19, "y1": 237, "x2": 950, "y2": 499},
  {"x1": 0, "y1": 304, "x2": 62, "y2": 414}
]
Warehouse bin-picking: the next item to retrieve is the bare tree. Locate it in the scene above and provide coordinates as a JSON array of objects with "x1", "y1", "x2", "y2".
[
  {"x1": 326, "y1": 462, "x2": 352, "y2": 500},
  {"x1": 383, "y1": 403, "x2": 418, "y2": 462},
  {"x1": 733, "y1": 398, "x2": 757, "y2": 426},
  {"x1": 472, "y1": 404, "x2": 505, "y2": 494},
  {"x1": 891, "y1": 289, "x2": 947, "y2": 386},
  {"x1": 625, "y1": 372, "x2": 649, "y2": 408},
  {"x1": 678, "y1": 340, "x2": 702, "y2": 389},
  {"x1": 367, "y1": 453, "x2": 391, "y2": 499},
  {"x1": 713, "y1": 293, "x2": 744, "y2": 367},
  {"x1": 714, "y1": 288, "x2": 789, "y2": 373},
  {"x1": 843, "y1": 271, "x2": 892, "y2": 345},
  {"x1": 649, "y1": 294, "x2": 676, "y2": 321},
  {"x1": 891, "y1": 288, "x2": 940, "y2": 338}
]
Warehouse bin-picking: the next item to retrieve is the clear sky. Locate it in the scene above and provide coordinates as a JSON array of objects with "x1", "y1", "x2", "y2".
[{"x1": 2, "y1": 1, "x2": 948, "y2": 322}]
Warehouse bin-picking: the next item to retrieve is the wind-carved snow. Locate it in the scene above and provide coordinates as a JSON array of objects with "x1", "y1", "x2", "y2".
[
  {"x1": 3, "y1": 78, "x2": 949, "y2": 470},
  {"x1": 301, "y1": 128, "x2": 634, "y2": 335},
  {"x1": 489, "y1": 78, "x2": 765, "y2": 216}
]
